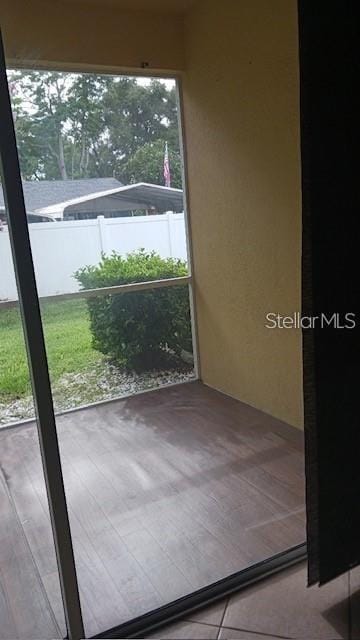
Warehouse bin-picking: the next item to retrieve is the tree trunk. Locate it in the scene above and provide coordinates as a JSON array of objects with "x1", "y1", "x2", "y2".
[
  {"x1": 58, "y1": 132, "x2": 68, "y2": 180},
  {"x1": 79, "y1": 135, "x2": 88, "y2": 177}
]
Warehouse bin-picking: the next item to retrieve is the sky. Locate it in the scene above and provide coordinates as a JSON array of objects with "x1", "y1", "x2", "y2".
[{"x1": 137, "y1": 77, "x2": 175, "y2": 90}]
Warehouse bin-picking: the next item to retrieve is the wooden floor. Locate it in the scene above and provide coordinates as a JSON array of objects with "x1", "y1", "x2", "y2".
[{"x1": 0, "y1": 381, "x2": 305, "y2": 639}]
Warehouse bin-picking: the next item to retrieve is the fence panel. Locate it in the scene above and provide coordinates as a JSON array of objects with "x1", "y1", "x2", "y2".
[{"x1": 0, "y1": 213, "x2": 187, "y2": 301}]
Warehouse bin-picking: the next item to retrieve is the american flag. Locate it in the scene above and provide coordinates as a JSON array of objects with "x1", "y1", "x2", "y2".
[{"x1": 163, "y1": 142, "x2": 171, "y2": 188}]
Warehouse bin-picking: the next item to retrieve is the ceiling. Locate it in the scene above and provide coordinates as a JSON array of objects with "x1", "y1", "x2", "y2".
[{"x1": 61, "y1": 0, "x2": 197, "y2": 13}]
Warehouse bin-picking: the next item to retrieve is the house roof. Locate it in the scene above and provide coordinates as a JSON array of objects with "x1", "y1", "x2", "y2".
[
  {"x1": 0, "y1": 178, "x2": 123, "y2": 212},
  {"x1": 0, "y1": 178, "x2": 183, "y2": 221},
  {"x1": 37, "y1": 183, "x2": 184, "y2": 217}
]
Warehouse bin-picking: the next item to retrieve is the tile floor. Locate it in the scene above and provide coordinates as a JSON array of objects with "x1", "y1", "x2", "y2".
[
  {"x1": 146, "y1": 562, "x2": 360, "y2": 639},
  {"x1": 0, "y1": 382, "x2": 305, "y2": 639}
]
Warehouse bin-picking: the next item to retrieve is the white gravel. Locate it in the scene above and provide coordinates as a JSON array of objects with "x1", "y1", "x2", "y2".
[{"x1": 0, "y1": 360, "x2": 195, "y2": 427}]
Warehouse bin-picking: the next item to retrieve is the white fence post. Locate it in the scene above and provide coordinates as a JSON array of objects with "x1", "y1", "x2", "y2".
[
  {"x1": 97, "y1": 215, "x2": 106, "y2": 254},
  {"x1": 166, "y1": 212, "x2": 173, "y2": 257}
]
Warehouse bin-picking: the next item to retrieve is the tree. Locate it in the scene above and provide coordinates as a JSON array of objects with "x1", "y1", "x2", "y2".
[
  {"x1": 122, "y1": 139, "x2": 182, "y2": 188},
  {"x1": 9, "y1": 81, "x2": 42, "y2": 179},
  {"x1": 8, "y1": 70, "x2": 181, "y2": 185},
  {"x1": 99, "y1": 78, "x2": 181, "y2": 180},
  {"x1": 10, "y1": 71, "x2": 72, "y2": 179},
  {"x1": 66, "y1": 74, "x2": 108, "y2": 179}
]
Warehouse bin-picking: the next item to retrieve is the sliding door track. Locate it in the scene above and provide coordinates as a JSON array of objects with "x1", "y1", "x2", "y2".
[{"x1": 92, "y1": 543, "x2": 307, "y2": 639}]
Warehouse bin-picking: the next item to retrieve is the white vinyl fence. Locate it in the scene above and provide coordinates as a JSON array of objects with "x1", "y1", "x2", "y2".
[{"x1": 0, "y1": 213, "x2": 187, "y2": 301}]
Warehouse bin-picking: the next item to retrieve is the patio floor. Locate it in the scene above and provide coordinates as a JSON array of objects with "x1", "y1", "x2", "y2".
[{"x1": 0, "y1": 381, "x2": 305, "y2": 639}]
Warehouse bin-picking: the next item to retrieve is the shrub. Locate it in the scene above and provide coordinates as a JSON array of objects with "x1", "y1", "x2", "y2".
[{"x1": 75, "y1": 250, "x2": 192, "y2": 371}]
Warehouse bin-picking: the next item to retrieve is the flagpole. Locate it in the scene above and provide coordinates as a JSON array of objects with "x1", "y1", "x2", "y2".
[{"x1": 164, "y1": 140, "x2": 171, "y2": 188}]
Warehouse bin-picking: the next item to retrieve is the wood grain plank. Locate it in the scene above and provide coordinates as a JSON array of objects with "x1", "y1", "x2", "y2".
[{"x1": 0, "y1": 473, "x2": 61, "y2": 639}]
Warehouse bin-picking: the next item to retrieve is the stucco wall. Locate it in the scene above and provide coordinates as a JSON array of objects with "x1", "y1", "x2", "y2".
[
  {"x1": 0, "y1": 0, "x2": 184, "y2": 72},
  {"x1": 183, "y1": 0, "x2": 303, "y2": 427}
]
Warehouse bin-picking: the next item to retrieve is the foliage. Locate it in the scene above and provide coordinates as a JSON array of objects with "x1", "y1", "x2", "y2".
[
  {"x1": 0, "y1": 300, "x2": 101, "y2": 400},
  {"x1": 122, "y1": 139, "x2": 182, "y2": 188},
  {"x1": 8, "y1": 71, "x2": 180, "y2": 186},
  {"x1": 75, "y1": 250, "x2": 192, "y2": 370}
]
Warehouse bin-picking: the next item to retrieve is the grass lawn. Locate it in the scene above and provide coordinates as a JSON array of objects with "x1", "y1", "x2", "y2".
[{"x1": 0, "y1": 299, "x2": 102, "y2": 402}]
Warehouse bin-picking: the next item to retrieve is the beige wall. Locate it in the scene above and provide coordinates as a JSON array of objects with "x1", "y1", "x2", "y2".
[
  {"x1": 0, "y1": 0, "x2": 185, "y2": 72},
  {"x1": 183, "y1": 0, "x2": 303, "y2": 427}
]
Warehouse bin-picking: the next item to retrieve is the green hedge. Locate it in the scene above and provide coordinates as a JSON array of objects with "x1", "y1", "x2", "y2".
[{"x1": 75, "y1": 250, "x2": 192, "y2": 371}]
